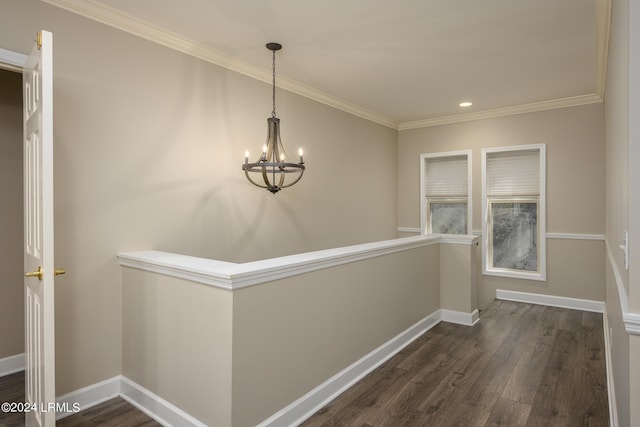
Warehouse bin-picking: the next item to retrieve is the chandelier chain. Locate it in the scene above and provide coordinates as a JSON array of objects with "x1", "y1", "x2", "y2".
[{"x1": 272, "y1": 49, "x2": 277, "y2": 118}]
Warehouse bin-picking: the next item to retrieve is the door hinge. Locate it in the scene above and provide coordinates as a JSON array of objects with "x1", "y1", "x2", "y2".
[{"x1": 37, "y1": 32, "x2": 42, "y2": 50}]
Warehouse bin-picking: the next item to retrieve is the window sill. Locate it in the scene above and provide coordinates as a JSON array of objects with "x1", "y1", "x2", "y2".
[{"x1": 482, "y1": 268, "x2": 546, "y2": 282}]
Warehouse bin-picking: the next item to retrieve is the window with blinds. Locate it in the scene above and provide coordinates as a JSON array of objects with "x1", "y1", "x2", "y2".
[
  {"x1": 482, "y1": 145, "x2": 546, "y2": 281},
  {"x1": 425, "y1": 155, "x2": 469, "y2": 197},
  {"x1": 486, "y1": 149, "x2": 540, "y2": 196},
  {"x1": 421, "y1": 151, "x2": 471, "y2": 235}
]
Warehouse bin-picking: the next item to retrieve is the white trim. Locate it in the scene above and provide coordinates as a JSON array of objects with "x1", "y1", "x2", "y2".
[
  {"x1": 397, "y1": 226, "x2": 421, "y2": 234},
  {"x1": 605, "y1": 240, "x2": 640, "y2": 335},
  {"x1": 41, "y1": 0, "x2": 397, "y2": 130},
  {"x1": 602, "y1": 312, "x2": 619, "y2": 427},
  {"x1": 545, "y1": 232, "x2": 605, "y2": 241},
  {"x1": 437, "y1": 234, "x2": 480, "y2": 246},
  {"x1": 55, "y1": 375, "x2": 121, "y2": 420},
  {"x1": 0, "y1": 47, "x2": 27, "y2": 71},
  {"x1": 481, "y1": 144, "x2": 547, "y2": 281},
  {"x1": 40, "y1": 1, "x2": 609, "y2": 131},
  {"x1": 120, "y1": 377, "x2": 207, "y2": 427},
  {"x1": 0, "y1": 353, "x2": 25, "y2": 377},
  {"x1": 485, "y1": 269, "x2": 548, "y2": 282},
  {"x1": 117, "y1": 235, "x2": 441, "y2": 291},
  {"x1": 257, "y1": 310, "x2": 442, "y2": 427},
  {"x1": 473, "y1": 231, "x2": 605, "y2": 241},
  {"x1": 54, "y1": 375, "x2": 206, "y2": 426},
  {"x1": 623, "y1": 313, "x2": 640, "y2": 335},
  {"x1": 385, "y1": 228, "x2": 570, "y2": 241},
  {"x1": 440, "y1": 309, "x2": 480, "y2": 326},
  {"x1": 399, "y1": 94, "x2": 603, "y2": 130},
  {"x1": 496, "y1": 289, "x2": 605, "y2": 313},
  {"x1": 50, "y1": 309, "x2": 476, "y2": 427}
]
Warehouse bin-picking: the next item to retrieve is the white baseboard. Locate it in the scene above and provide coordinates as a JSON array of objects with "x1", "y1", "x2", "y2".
[
  {"x1": 602, "y1": 312, "x2": 619, "y2": 427},
  {"x1": 440, "y1": 309, "x2": 480, "y2": 326},
  {"x1": 496, "y1": 289, "x2": 605, "y2": 313},
  {"x1": 55, "y1": 375, "x2": 120, "y2": 420},
  {"x1": 257, "y1": 310, "x2": 442, "y2": 427},
  {"x1": 0, "y1": 353, "x2": 24, "y2": 377},
  {"x1": 120, "y1": 376, "x2": 207, "y2": 427},
  {"x1": 50, "y1": 308, "x2": 481, "y2": 427},
  {"x1": 54, "y1": 375, "x2": 205, "y2": 426}
]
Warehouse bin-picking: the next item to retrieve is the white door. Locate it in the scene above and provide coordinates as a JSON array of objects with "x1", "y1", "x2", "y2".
[{"x1": 23, "y1": 30, "x2": 59, "y2": 427}]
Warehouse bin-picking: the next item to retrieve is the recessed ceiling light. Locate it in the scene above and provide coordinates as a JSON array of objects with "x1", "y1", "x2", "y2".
[{"x1": 459, "y1": 101, "x2": 473, "y2": 108}]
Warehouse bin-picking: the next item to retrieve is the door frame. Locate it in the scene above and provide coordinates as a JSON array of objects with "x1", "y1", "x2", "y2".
[
  {"x1": 0, "y1": 48, "x2": 27, "y2": 380},
  {"x1": 0, "y1": 48, "x2": 28, "y2": 379},
  {"x1": 0, "y1": 47, "x2": 27, "y2": 72}
]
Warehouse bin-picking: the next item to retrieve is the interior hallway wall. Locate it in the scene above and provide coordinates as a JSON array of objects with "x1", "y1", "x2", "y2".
[
  {"x1": 604, "y1": 0, "x2": 640, "y2": 424},
  {"x1": 0, "y1": 0, "x2": 398, "y2": 395},
  {"x1": 397, "y1": 103, "x2": 606, "y2": 308},
  {"x1": 0, "y1": 68, "x2": 24, "y2": 360}
]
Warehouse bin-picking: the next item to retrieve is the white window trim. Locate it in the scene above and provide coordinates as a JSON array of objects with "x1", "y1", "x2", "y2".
[
  {"x1": 420, "y1": 150, "x2": 472, "y2": 235},
  {"x1": 481, "y1": 144, "x2": 546, "y2": 281}
]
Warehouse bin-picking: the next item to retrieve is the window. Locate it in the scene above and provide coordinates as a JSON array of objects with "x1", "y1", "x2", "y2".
[
  {"x1": 482, "y1": 145, "x2": 546, "y2": 280},
  {"x1": 420, "y1": 151, "x2": 471, "y2": 235}
]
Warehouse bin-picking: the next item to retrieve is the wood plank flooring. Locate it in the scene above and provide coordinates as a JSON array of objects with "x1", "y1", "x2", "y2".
[
  {"x1": 301, "y1": 300, "x2": 609, "y2": 426},
  {"x1": 0, "y1": 371, "x2": 24, "y2": 427},
  {"x1": 56, "y1": 398, "x2": 160, "y2": 427},
  {"x1": 0, "y1": 300, "x2": 608, "y2": 426},
  {"x1": 0, "y1": 371, "x2": 160, "y2": 427}
]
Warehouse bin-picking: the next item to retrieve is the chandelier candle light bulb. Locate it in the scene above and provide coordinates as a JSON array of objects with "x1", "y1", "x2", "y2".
[{"x1": 241, "y1": 42, "x2": 306, "y2": 194}]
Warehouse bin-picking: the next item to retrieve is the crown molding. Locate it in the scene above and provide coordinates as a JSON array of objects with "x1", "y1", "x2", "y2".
[
  {"x1": 40, "y1": 0, "x2": 399, "y2": 130},
  {"x1": 398, "y1": 93, "x2": 603, "y2": 130},
  {"x1": 42, "y1": 0, "x2": 608, "y2": 132}
]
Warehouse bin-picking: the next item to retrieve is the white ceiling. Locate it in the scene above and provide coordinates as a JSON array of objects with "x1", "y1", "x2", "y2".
[{"x1": 45, "y1": 0, "x2": 608, "y2": 129}]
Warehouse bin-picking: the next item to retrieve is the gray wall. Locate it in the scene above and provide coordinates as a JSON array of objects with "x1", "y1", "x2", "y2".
[
  {"x1": 397, "y1": 103, "x2": 606, "y2": 308},
  {"x1": 0, "y1": 0, "x2": 398, "y2": 394},
  {"x1": 604, "y1": 0, "x2": 640, "y2": 425},
  {"x1": 0, "y1": 68, "x2": 24, "y2": 359},
  {"x1": 121, "y1": 239, "x2": 443, "y2": 427}
]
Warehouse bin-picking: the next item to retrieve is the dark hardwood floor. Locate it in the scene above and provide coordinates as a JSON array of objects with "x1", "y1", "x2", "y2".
[
  {"x1": 0, "y1": 300, "x2": 608, "y2": 426},
  {"x1": 0, "y1": 371, "x2": 159, "y2": 427},
  {"x1": 0, "y1": 371, "x2": 24, "y2": 427},
  {"x1": 301, "y1": 300, "x2": 609, "y2": 426},
  {"x1": 56, "y1": 398, "x2": 160, "y2": 427}
]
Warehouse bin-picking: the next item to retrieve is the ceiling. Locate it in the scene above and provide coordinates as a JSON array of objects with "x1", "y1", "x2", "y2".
[{"x1": 44, "y1": 0, "x2": 609, "y2": 129}]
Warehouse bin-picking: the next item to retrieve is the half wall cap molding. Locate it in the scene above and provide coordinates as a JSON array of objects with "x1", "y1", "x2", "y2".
[
  {"x1": 623, "y1": 312, "x2": 640, "y2": 335},
  {"x1": 606, "y1": 240, "x2": 640, "y2": 335},
  {"x1": 117, "y1": 235, "x2": 458, "y2": 290}
]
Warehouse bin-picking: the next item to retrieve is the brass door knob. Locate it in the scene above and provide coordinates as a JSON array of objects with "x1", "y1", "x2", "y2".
[
  {"x1": 25, "y1": 266, "x2": 43, "y2": 280},
  {"x1": 25, "y1": 266, "x2": 66, "y2": 281}
]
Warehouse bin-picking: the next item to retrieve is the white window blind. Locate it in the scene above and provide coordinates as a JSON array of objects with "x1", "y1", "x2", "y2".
[
  {"x1": 486, "y1": 149, "x2": 540, "y2": 196},
  {"x1": 424, "y1": 155, "x2": 468, "y2": 197}
]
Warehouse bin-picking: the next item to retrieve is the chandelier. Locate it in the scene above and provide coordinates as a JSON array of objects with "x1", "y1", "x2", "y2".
[{"x1": 242, "y1": 42, "x2": 305, "y2": 194}]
